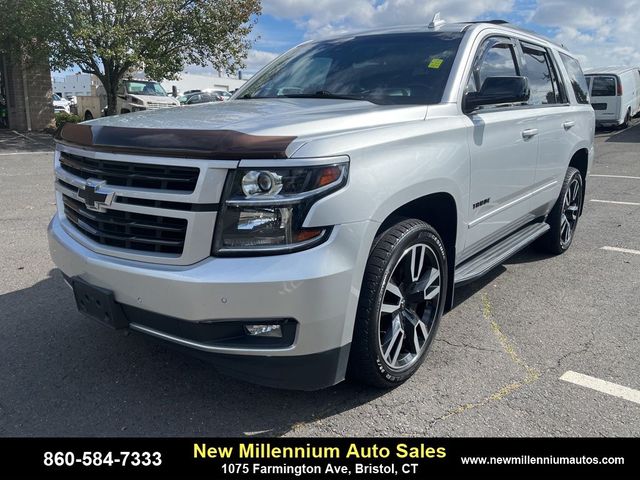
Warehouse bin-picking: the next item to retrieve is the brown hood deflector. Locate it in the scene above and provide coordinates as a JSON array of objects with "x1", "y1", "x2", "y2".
[{"x1": 55, "y1": 123, "x2": 297, "y2": 160}]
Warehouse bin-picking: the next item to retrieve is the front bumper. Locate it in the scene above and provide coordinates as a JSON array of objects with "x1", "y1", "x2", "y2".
[{"x1": 48, "y1": 216, "x2": 376, "y2": 389}]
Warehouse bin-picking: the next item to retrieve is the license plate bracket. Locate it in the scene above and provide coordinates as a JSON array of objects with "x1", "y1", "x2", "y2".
[{"x1": 72, "y1": 278, "x2": 129, "y2": 329}]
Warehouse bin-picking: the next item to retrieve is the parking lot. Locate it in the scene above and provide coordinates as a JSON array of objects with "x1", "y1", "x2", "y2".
[{"x1": 0, "y1": 122, "x2": 638, "y2": 437}]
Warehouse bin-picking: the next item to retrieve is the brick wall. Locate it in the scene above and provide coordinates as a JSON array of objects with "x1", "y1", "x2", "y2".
[{"x1": 2, "y1": 51, "x2": 54, "y2": 131}]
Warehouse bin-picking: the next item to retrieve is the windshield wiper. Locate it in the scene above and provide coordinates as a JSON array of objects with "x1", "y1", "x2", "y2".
[{"x1": 282, "y1": 90, "x2": 368, "y2": 101}]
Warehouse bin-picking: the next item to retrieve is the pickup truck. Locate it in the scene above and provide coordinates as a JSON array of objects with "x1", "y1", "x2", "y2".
[
  {"x1": 49, "y1": 18, "x2": 594, "y2": 390},
  {"x1": 77, "y1": 79, "x2": 179, "y2": 120}
]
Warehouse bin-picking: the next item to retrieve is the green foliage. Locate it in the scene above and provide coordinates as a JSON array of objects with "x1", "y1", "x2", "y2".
[
  {"x1": 55, "y1": 111, "x2": 82, "y2": 127},
  {"x1": 3, "y1": 0, "x2": 262, "y2": 114},
  {"x1": 0, "y1": 0, "x2": 57, "y2": 59}
]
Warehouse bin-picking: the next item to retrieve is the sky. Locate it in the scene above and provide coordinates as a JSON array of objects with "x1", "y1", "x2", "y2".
[{"x1": 186, "y1": 0, "x2": 640, "y2": 77}]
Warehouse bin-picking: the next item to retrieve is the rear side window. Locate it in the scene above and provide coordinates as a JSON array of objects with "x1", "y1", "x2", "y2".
[
  {"x1": 520, "y1": 44, "x2": 560, "y2": 105},
  {"x1": 560, "y1": 53, "x2": 589, "y2": 104},
  {"x1": 589, "y1": 76, "x2": 616, "y2": 97}
]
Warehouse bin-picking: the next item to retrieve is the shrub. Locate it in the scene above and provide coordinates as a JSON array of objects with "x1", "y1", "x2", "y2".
[{"x1": 54, "y1": 112, "x2": 82, "y2": 128}]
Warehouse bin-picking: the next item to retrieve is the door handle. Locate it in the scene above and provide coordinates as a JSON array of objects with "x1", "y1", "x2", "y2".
[
  {"x1": 563, "y1": 121, "x2": 576, "y2": 129},
  {"x1": 521, "y1": 128, "x2": 538, "y2": 139}
]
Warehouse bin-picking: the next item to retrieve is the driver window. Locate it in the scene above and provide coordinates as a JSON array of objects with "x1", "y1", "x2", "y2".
[
  {"x1": 117, "y1": 83, "x2": 125, "y2": 95},
  {"x1": 467, "y1": 40, "x2": 519, "y2": 93}
]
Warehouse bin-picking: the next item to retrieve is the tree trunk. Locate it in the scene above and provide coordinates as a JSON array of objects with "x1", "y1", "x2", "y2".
[{"x1": 105, "y1": 80, "x2": 118, "y2": 116}]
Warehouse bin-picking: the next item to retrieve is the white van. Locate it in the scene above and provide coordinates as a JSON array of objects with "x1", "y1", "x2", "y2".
[{"x1": 585, "y1": 66, "x2": 640, "y2": 128}]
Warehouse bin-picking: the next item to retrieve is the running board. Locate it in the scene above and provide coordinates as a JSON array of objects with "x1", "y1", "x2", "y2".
[{"x1": 454, "y1": 222, "x2": 550, "y2": 285}]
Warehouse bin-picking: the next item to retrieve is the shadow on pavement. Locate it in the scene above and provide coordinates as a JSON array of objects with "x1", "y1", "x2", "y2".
[
  {"x1": 604, "y1": 122, "x2": 640, "y2": 143},
  {"x1": 0, "y1": 270, "x2": 386, "y2": 437},
  {"x1": 0, "y1": 130, "x2": 54, "y2": 153}
]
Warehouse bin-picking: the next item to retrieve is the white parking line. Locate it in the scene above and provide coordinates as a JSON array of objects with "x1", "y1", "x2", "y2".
[
  {"x1": 560, "y1": 371, "x2": 640, "y2": 405},
  {"x1": 590, "y1": 199, "x2": 640, "y2": 206},
  {"x1": 0, "y1": 151, "x2": 53, "y2": 156},
  {"x1": 590, "y1": 174, "x2": 640, "y2": 180},
  {"x1": 601, "y1": 246, "x2": 640, "y2": 255}
]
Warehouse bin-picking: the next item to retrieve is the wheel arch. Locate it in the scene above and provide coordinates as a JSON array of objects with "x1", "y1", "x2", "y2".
[
  {"x1": 568, "y1": 147, "x2": 589, "y2": 215},
  {"x1": 374, "y1": 191, "x2": 458, "y2": 312}
]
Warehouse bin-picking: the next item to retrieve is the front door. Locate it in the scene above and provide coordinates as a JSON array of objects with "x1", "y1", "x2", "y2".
[{"x1": 463, "y1": 37, "x2": 539, "y2": 254}]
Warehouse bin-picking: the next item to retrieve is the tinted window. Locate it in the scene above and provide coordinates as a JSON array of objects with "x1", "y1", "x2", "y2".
[
  {"x1": 521, "y1": 45, "x2": 558, "y2": 105},
  {"x1": 560, "y1": 53, "x2": 589, "y2": 104},
  {"x1": 237, "y1": 32, "x2": 464, "y2": 105},
  {"x1": 589, "y1": 76, "x2": 616, "y2": 97},
  {"x1": 478, "y1": 43, "x2": 518, "y2": 87}
]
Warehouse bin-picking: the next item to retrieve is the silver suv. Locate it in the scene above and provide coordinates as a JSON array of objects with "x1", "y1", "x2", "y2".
[{"x1": 48, "y1": 19, "x2": 594, "y2": 390}]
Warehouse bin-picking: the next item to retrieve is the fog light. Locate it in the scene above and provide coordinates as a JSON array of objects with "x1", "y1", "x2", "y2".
[{"x1": 244, "y1": 324, "x2": 283, "y2": 338}]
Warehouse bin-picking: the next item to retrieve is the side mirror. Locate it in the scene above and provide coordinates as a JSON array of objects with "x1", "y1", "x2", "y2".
[{"x1": 464, "y1": 76, "x2": 530, "y2": 113}]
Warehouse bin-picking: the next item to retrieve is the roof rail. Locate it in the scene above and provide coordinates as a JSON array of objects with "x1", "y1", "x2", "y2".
[{"x1": 463, "y1": 20, "x2": 565, "y2": 49}]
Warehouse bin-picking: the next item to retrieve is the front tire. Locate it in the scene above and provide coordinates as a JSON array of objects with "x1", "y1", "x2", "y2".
[
  {"x1": 348, "y1": 219, "x2": 447, "y2": 388},
  {"x1": 537, "y1": 167, "x2": 583, "y2": 255}
]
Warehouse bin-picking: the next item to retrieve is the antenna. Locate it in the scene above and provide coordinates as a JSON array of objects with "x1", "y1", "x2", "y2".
[{"x1": 428, "y1": 12, "x2": 446, "y2": 29}]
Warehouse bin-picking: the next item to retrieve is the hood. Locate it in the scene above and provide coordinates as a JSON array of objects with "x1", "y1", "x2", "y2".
[
  {"x1": 58, "y1": 98, "x2": 427, "y2": 160},
  {"x1": 87, "y1": 98, "x2": 427, "y2": 137}
]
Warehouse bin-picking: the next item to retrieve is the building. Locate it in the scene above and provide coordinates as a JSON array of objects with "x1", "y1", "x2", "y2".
[
  {"x1": 0, "y1": 51, "x2": 54, "y2": 131},
  {"x1": 160, "y1": 73, "x2": 246, "y2": 96},
  {"x1": 52, "y1": 73, "x2": 101, "y2": 99}
]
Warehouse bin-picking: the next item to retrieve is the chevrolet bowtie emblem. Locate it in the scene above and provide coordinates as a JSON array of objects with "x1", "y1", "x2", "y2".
[{"x1": 78, "y1": 179, "x2": 114, "y2": 212}]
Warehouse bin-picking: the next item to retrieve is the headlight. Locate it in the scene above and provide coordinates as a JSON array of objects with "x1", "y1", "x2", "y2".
[
  {"x1": 130, "y1": 96, "x2": 143, "y2": 105},
  {"x1": 213, "y1": 161, "x2": 348, "y2": 255}
]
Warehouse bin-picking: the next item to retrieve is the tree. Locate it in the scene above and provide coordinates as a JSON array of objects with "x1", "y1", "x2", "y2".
[{"x1": 5, "y1": 0, "x2": 262, "y2": 115}]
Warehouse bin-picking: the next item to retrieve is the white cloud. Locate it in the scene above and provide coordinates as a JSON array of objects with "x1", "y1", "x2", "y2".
[
  {"x1": 244, "y1": 49, "x2": 280, "y2": 74},
  {"x1": 264, "y1": 0, "x2": 514, "y2": 38},
  {"x1": 254, "y1": 0, "x2": 640, "y2": 71},
  {"x1": 531, "y1": 0, "x2": 640, "y2": 68}
]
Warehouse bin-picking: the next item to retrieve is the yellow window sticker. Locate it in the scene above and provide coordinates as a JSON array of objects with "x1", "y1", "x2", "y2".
[{"x1": 428, "y1": 58, "x2": 444, "y2": 69}]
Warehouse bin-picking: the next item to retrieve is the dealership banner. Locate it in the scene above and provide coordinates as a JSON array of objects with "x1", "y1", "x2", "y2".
[{"x1": 0, "y1": 437, "x2": 635, "y2": 476}]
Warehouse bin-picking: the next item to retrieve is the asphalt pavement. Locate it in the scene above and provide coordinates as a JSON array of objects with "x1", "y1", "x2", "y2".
[{"x1": 0, "y1": 122, "x2": 638, "y2": 437}]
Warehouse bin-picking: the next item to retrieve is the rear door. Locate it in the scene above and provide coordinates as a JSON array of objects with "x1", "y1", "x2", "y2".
[
  {"x1": 463, "y1": 36, "x2": 539, "y2": 253},
  {"x1": 587, "y1": 75, "x2": 620, "y2": 123},
  {"x1": 517, "y1": 42, "x2": 576, "y2": 214}
]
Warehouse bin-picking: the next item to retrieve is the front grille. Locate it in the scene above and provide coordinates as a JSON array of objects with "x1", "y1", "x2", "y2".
[
  {"x1": 59, "y1": 152, "x2": 199, "y2": 192},
  {"x1": 62, "y1": 195, "x2": 187, "y2": 254},
  {"x1": 147, "y1": 102, "x2": 177, "y2": 110}
]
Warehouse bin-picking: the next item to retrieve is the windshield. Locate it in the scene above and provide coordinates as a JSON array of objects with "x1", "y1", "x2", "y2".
[
  {"x1": 52, "y1": 93, "x2": 62, "y2": 101},
  {"x1": 124, "y1": 80, "x2": 168, "y2": 97},
  {"x1": 237, "y1": 32, "x2": 463, "y2": 105}
]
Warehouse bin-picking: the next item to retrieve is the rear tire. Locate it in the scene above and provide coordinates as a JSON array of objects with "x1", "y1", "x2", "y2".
[
  {"x1": 537, "y1": 167, "x2": 583, "y2": 255},
  {"x1": 348, "y1": 219, "x2": 447, "y2": 388},
  {"x1": 620, "y1": 109, "x2": 631, "y2": 129}
]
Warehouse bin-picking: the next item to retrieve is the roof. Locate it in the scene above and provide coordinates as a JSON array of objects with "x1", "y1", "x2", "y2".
[
  {"x1": 584, "y1": 66, "x2": 640, "y2": 75},
  {"x1": 318, "y1": 19, "x2": 565, "y2": 50}
]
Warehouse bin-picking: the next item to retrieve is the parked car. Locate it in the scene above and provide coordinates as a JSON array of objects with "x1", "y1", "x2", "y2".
[
  {"x1": 52, "y1": 93, "x2": 71, "y2": 113},
  {"x1": 177, "y1": 92, "x2": 218, "y2": 105},
  {"x1": 585, "y1": 66, "x2": 640, "y2": 128},
  {"x1": 49, "y1": 18, "x2": 594, "y2": 390},
  {"x1": 207, "y1": 89, "x2": 232, "y2": 101}
]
